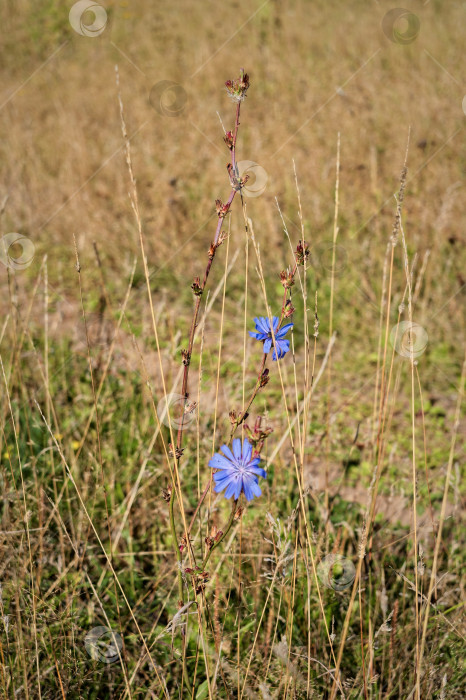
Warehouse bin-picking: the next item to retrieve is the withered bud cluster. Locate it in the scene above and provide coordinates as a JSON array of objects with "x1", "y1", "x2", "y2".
[
  {"x1": 191, "y1": 276, "x2": 203, "y2": 296},
  {"x1": 295, "y1": 240, "x2": 310, "y2": 265},
  {"x1": 280, "y1": 267, "x2": 295, "y2": 289},
  {"x1": 179, "y1": 533, "x2": 192, "y2": 553},
  {"x1": 215, "y1": 199, "x2": 230, "y2": 218},
  {"x1": 225, "y1": 71, "x2": 250, "y2": 102},
  {"x1": 224, "y1": 130, "x2": 234, "y2": 149},
  {"x1": 205, "y1": 525, "x2": 223, "y2": 550},
  {"x1": 207, "y1": 231, "x2": 227, "y2": 261},
  {"x1": 184, "y1": 565, "x2": 210, "y2": 593},
  {"x1": 229, "y1": 409, "x2": 249, "y2": 425},
  {"x1": 161, "y1": 484, "x2": 172, "y2": 502},
  {"x1": 169, "y1": 443, "x2": 184, "y2": 459},
  {"x1": 244, "y1": 416, "x2": 273, "y2": 453},
  {"x1": 227, "y1": 163, "x2": 250, "y2": 191}
]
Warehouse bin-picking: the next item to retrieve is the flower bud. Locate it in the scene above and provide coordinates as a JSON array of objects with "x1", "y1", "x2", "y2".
[{"x1": 259, "y1": 369, "x2": 270, "y2": 387}]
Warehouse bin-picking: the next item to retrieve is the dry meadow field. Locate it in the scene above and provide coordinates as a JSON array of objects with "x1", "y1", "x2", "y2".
[{"x1": 0, "y1": 0, "x2": 465, "y2": 697}]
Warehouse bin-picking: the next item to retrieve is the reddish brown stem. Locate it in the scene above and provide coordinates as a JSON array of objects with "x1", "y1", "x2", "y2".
[
  {"x1": 168, "y1": 91, "x2": 244, "y2": 583},
  {"x1": 175, "y1": 99, "x2": 242, "y2": 450}
]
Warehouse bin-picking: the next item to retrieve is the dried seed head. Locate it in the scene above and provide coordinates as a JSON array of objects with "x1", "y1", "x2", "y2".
[{"x1": 391, "y1": 166, "x2": 408, "y2": 247}]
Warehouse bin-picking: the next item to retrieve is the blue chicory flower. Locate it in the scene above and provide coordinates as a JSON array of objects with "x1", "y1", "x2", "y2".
[
  {"x1": 249, "y1": 316, "x2": 293, "y2": 360},
  {"x1": 209, "y1": 438, "x2": 266, "y2": 501}
]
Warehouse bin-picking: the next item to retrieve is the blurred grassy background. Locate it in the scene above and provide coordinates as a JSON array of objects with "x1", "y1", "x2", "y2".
[{"x1": 0, "y1": 0, "x2": 465, "y2": 697}]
